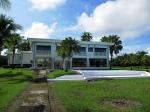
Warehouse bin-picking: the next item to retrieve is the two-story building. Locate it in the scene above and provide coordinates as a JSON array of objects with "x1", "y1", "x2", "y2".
[{"x1": 27, "y1": 38, "x2": 113, "y2": 69}]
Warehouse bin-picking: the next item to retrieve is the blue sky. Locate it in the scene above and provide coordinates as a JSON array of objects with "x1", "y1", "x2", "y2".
[{"x1": 1, "y1": 0, "x2": 150, "y2": 55}]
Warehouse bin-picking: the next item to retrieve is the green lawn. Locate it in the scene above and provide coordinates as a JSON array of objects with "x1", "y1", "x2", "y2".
[
  {"x1": 0, "y1": 68, "x2": 34, "y2": 111},
  {"x1": 52, "y1": 78, "x2": 150, "y2": 112},
  {"x1": 48, "y1": 69, "x2": 79, "y2": 78}
]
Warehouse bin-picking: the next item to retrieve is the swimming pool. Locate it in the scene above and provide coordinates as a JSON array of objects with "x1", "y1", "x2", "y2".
[{"x1": 77, "y1": 70, "x2": 150, "y2": 80}]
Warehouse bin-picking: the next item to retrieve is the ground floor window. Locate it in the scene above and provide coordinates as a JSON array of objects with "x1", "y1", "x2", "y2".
[
  {"x1": 72, "y1": 58, "x2": 87, "y2": 67},
  {"x1": 89, "y1": 58, "x2": 107, "y2": 67},
  {"x1": 36, "y1": 57, "x2": 52, "y2": 68}
]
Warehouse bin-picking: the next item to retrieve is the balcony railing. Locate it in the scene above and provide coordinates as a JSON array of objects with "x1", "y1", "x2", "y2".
[
  {"x1": 94, "y1": 52, "x2": 106, "y2": 56},
  {"x1": 36, "y1": 50, "x2": 51, "y2": 55},
  {"x1": 74, "y1": 52, "x2": 87, "y2": 56}
]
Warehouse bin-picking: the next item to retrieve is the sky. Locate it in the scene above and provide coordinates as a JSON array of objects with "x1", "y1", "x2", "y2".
[{"x1": 1, "y1": 0, "x2": 150, "y2": 55}]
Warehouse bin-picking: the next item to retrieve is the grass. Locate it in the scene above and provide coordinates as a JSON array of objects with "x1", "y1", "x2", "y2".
[
  {"x1": 48, "y1": 69, "x2": 79, "y2": 78},
  {"x1": 52, "y1": 78, "x2": 150, "y2": 112},
  {"x1": 0, "y1": 68, "x2": 34, "y2": 111}
]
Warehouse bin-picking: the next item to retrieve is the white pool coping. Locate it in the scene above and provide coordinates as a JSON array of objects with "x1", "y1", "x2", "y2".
[{"x1": 47, "y1": 70, "x2": 150, "y2": 81}]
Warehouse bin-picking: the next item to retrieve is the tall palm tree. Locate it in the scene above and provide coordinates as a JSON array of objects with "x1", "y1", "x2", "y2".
[
  {"x1": 0, "y1": 14, "x2": 22, "y2": 53},
  {"x1": 5, "y1": 33, "x2": 22, "y2": 68},
  {"x1": 101, "y1": 35, "x2": 123, "y2": 69},
  {"x1": 57, "y1": 45, "x2": 67, "y2": 70},
  {"x1": 0, "y1": 0, "x2": 10, "y2": 10},
  {"x1": 81, "y1": 32, "x2": 93, "y2": 41},
  {"x1": 59, "y1": 37, "x2": 80, "y2": 70}
]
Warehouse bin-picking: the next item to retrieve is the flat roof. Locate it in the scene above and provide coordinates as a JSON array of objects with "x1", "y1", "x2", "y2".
[{"x1": 27, "y1": 38, "x2": 113, "y2": 46}]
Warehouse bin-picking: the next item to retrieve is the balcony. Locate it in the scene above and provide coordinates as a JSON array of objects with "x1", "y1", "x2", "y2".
[
  {"x1": 36, "y1": 50, "x2": 51, "y2": 55},
  {"x1": 94, "y1": 52, "x2": 106, "y2": 56},
  {"x1": 74, "y1": 52, "x2": 87, "y2": 56}
]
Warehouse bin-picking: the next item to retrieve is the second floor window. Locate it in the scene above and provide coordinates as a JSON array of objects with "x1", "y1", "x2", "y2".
[
  {"x1": 36, "y1": 45, "x2": 51, "y2": 51},
  {"x1": 95, "y1": 48, "x2": 106, "y2": 52},
  {"x1": 80, "y1": 47, "x2": 86, "y2": 52}
]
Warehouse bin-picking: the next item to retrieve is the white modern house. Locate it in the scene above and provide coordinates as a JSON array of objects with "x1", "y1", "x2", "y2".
[{"x1": 27, "y1": 38, "x2": 113, "y2": 69}]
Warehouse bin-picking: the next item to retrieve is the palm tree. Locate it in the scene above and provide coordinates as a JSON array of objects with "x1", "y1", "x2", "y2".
[
  {"x1": 0, "y1": 14, "x2": 22, "y2": 53},
  {"x1": 59, "y1": 37, "x2": 80, "y2": 70},
  {"x1": 81, "y1": 32, "x2": 93, "y2": 41},
  {"x1": 57, "y1": 45, "x2": 67, "y2": 70},
  {"x1": 136, "y1": 51, "x2": 148, "y2": 69},
  {"x1": 5, "y1": 33, "x2": 22, "y2": 68},
  {"x1": 101, "y1": 35, "x2": 123, "y2": 69},
  {"x1": 0, "y1": 0, "x2": 10, "y2": 10}
]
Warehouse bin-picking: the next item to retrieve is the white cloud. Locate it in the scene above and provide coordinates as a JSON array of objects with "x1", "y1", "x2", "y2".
[
  {"x1": 29, "y1": 0, "x2": 66, "y2": 11},
  {"x1": 24, "y1": 22, "x2": 57, "y2": 39},
  {"x1": 69, "y1": 0, "x2": 150, "y2": 40}
]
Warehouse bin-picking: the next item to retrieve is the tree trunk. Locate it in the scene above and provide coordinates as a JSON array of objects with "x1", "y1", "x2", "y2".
[
  {"x1": 62, "y1": 58, "x2": 65, "y2": 70},
  {"x1": 12, "y1": 48, "x2": 15, "y2": 69},
  {"x1": 130, "y1": 66, "x2": 132, "y2": 70}
]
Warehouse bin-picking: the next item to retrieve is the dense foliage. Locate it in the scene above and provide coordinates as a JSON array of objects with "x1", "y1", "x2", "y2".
[
  {"x1": 112, "y1": 51, "x2": 150, "y2": 70},
  {"x1": 101, "y1": 35, "x2": 123, "y2": 69}
]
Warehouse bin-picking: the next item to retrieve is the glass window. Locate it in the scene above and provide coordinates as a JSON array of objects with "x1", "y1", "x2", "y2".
[
  {"x1": 80, "y1": 47, "x2": 86, "y2": 52},
  {"x1": 88, "y1": 47, "x2": 93, "y2": 52},
  {"x1": 36, "y1": 45, "x2": 51, "y2": 50},
  {"x1": 72, "y1": 58, "x2": 87, "y2": 67},
  {"x1": 95, "y1": 48, "x2": 106, "y2": 52}
]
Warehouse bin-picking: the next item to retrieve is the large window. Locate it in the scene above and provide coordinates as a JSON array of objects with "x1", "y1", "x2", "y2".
[
  {"x1": 72, "y1": 58, "x2": 87, "y2": 67},
  {"x1": 89, "y1": 59, "x2": 107, "y2": 67},
  {"x1": 36, "y1": 45, "x2": 51, "y2": 51}
]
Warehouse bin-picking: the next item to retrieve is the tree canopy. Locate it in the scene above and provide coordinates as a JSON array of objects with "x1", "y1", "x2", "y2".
[{"x1": 81, "y1": 32, "x2": 93, "y2": 41}]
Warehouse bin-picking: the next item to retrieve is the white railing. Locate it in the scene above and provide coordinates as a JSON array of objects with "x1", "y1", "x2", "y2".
[{"x1": 74, "y1": 52, "x2": 87, "y2": 56}]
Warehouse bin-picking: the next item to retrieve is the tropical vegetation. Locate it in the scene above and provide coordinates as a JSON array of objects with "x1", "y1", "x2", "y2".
[
  {"x1": 5, "y1": 33, "x2": 22, "y2": 68},
  {"x1": 101, "y1": 35, "x2": 123, "y2": 69},
  {"x1": 81, "y1": 32, "x2": 93, "y2": 41},
  {"x1": 112, "y1": 51, "x2": 150, "y2": 71},
  {"x1": 0, "y1": 0, "x2": 10, "y2": 10},
  {"x1": 0, "y1": 14, "x2": 22, "y2": 53},
  {"x1": 57, "y1": 37, "x2": 80, "y2": 70}
]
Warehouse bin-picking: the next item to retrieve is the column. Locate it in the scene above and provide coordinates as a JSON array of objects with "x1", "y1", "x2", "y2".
[
  {"x1": 33, "y1": 42, "x2": 36, "y2": 69},
  {"x1": 87, "y1": 58, "x2": 89, "y2": 68},
  {"x1": 52, "y1": 57, "x2": 55, "y2": 69}
]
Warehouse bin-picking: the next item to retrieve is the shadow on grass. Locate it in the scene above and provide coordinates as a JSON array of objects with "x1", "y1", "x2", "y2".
[
  {"x1": 0, "y1": 72, "x2": 22, "y2": 78},
  {"x1": 0, "y1": 72, "x2": 34, "y2": 84}
]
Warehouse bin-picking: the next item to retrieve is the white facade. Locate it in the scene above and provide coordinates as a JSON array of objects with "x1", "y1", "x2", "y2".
[
  {"x1": 8, "y1": 51, "x2": 33, "y2": 66},
  {"x1": 28, "y1": 38, "x2": 113, "y2": 69}
]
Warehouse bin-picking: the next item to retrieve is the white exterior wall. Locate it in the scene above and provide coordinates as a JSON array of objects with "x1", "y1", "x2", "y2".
[{"x1": 8, "y1": 51, "x2": 33, "y2": 65}]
